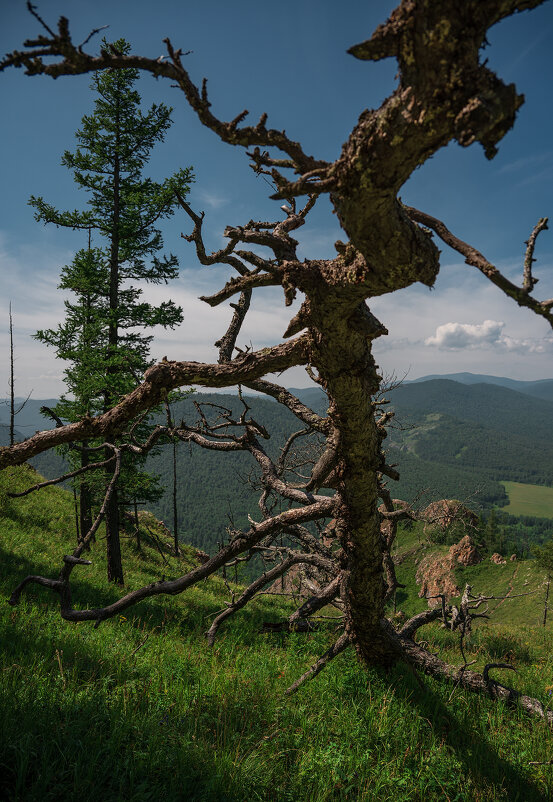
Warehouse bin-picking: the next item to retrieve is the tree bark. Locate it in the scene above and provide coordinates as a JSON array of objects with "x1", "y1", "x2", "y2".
[
  {"x1": 79, "y1": 444, "x2": 93, "y2": 544},
  {"x1": 104, "y1": 484, "x2": 123, "y2": 584},
  {"x1": 2, "y1": 0, "x2": 552, "y2": 712},
  {"x1": 9, "y1": 302, "x2": 15, "y2": 447},
  {"x1": 305, "y1": 277, "x2": 394, "y2": 664},
  {"x1": 103, "y1": 117, "x2": 124, "y2": 585},
  {"x1": 172, "y1": 439, "x2": 179, "y2": 556}
]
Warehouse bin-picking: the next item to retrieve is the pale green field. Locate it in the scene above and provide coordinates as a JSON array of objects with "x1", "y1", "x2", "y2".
[{"x1": 501, "y1": 481, "x2": 553, "y2": 517}]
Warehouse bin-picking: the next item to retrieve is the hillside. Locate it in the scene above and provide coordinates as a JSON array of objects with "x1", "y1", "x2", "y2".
[
  {"x1": 388, "y1": 379, "x2": 553, "y2": 443},
  {"x1": 384, "y1": 380, "x2": 553, "y2": 498},
  {"x1": 146, "y1": 392, "x2": 327, "y2": 556},
  {"x1": 2, "y1": 466, "x2": 553, "y2": 800},
  {"x1": 412, "y1": 372, "x2": 553, "y2": 402},
  {"x1": 0, "y1": 398, "x2": 60, "y2": 436},
  {"x1": 391, "y1": 519, "x2": 549, "y2": 628},
  {"x1": 0, "y1": 424, "x2": 23, "y2": 447},
  {"x1": 3, "y1": 376, "x2": 552, "y2": 561}
]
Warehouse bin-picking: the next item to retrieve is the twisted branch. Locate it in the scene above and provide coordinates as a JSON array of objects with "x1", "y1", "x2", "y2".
[{"x1": 406, "y1": 206, "x2": 553, "y2": 327}]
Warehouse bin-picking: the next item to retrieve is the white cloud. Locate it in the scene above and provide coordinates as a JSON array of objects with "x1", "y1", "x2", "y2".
[
  {"x1": 2, "y1": 226, "x2": 553, "y2": 399},
  {"x1": 370, "y1": 270, "x2": 553, "y2": 380},
  {"x1": 501, "y1": 334, "x2": 553, "y2": 354},
  {"x1": 193, "y1": 188, "x2": 229, "y2": 210},
  {"x1": 425, "y1": 319, "x2": 553, "y2": 354},
  {"x1": 425, "y1": 319, "x2": 505, "y2": 349}
]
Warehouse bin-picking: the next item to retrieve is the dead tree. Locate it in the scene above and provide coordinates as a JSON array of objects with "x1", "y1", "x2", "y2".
[
  {"x1": 1, "y1": 1, "x2": 553, "y2": 722},
  {"x1": 5, "y1": 302, "x2": 32, "y2": 446}
]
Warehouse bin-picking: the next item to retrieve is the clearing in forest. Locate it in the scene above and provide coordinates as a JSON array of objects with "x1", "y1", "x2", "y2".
[{"x1": 501, "y1": 481, "x2": 553, "y2": 518}]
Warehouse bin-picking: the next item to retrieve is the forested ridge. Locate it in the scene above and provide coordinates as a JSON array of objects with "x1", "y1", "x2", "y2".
[{"x1": 5, "y1": 374, "x2": 552, "y2": 559}]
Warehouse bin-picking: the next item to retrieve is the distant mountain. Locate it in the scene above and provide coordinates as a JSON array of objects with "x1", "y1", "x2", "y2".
[
  {"x1": 0, "y1": 399, "x2": 59, "y2": 437},
  {"x1": 411, "y1": 372, "x2": 553, "y2": 402},
  {"x1": 0, "y1": 424, "x2": 24, "y2": 447},
  {"x1": 287, "y1": 387, "x2": 327, "y2": 412},
  {"x1": 388, "y1": 379, "x2": 553, "y2": 442},
  {"x1": 385, "y1": 379, "x2": 553, "y2": 493}
]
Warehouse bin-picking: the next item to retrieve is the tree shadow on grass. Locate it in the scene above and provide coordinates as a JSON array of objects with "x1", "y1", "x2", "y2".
[
  {"x1": 391, "y1": 663, "x2": 549, "y2": 802},
  {"x1": 2, "y1": 559, "x2": 546, "y2": 802},
  {"x1": 0, "y1": 677, "x2": 274, "y2": 802},
  {"x1": 0, "y1": 537, "x2": 299, "y2": 676},
  {"x1": 0, "y1": 600, "x2": 295, "y2": 802},
  {"x1": 0, "y1": 539, "x2": 218, "y2": 633}
]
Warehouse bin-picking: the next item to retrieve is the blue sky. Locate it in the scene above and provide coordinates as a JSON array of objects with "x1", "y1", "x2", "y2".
[{"x1": 1, "y1": 0, "x2": 552, "y2": 398}]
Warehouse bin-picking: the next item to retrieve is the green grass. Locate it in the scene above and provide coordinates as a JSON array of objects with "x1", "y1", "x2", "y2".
[
  {"x1": 501, "y1": 481, "x2": 553, "y2": 517},
  {"x1": 2, "y1": 466, "x2": 553, "y2": 800},
  {"x1": 392, "y1": 521, "x2": 550, "y2": 628}
]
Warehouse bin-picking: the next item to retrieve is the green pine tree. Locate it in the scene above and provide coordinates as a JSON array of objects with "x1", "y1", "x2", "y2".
[{"x1": 32, "y1": 39, "x2": 193, "y2": 584}]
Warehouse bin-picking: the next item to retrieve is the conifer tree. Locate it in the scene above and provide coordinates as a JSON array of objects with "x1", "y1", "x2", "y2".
[
  {"x1": 32, "y1": 39, "x2": 193, "y2": 584},
  {"x1": 36, "y1": 243, "x2": 107, "y2": 542}
]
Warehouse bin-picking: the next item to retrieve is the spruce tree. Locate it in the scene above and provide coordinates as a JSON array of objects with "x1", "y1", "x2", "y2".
[
  {"x1": 32, "y1": 39, "x2": 193, "y2": 584},
  {"x1": 36, "y1": 243, "x2": 107, "y2": 542}
]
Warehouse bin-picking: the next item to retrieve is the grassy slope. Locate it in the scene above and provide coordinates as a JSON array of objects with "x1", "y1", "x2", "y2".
[
  {"x1": 392, "y1": 523, "x2": 550, "y2": 627},
  {"x1": 2, "y1": 468, "x2": 553, "y2": 801},
  {"x1": 501, "y1": 481, "x2": 553, "y2": 518}
]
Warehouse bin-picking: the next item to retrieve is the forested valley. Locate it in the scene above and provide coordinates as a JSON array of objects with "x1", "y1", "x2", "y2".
[{"x1": 7, "y1": 374, "x2": 552, "y2": 565}]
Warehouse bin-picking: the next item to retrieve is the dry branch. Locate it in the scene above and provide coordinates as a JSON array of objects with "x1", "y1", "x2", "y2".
[
  {"x1": 0, "y1": 335, "x2": 310, "y2": 469},
  {"x1": 285, "y1": 631, "x2": 352, "y2": 695},
  {"x1": 406, "y1": 206, "x2": 553, "y2": 328}
]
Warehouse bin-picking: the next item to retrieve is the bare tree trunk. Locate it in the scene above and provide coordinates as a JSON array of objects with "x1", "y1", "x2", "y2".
[
  {"x1": 543, "y1": 576, "x2": 550, "y2": 628},
  {"x1": 308, "y1": 291, "x2": 394, "y2": 665},
  {"x1": 134, "y1": 498, "x2": 141, "y2": 551},
  {"x1": 3, "y1": 0, "x2": 553, "y2": 719},
  {"x1": 79, "y1": 444, "x2": 93, "y2": 544},
  {"x1": 172, "y1": 439, "x2": 179, "y2": 556},
  {"x1": 73, "y1": 486, "x2": 80, "y2": 543},
  {"x1": 104, "y1": 479, "x2": 123, "y2": 584},
  {"x1": 9, "y1": 302, "x2": 15, "y2": 447}
]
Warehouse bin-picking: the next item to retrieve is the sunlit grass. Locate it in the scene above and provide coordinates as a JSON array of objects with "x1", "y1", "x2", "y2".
[
  {"x1": 1, "y1": 466, "x2": 553, "y2": 801},
  {"x1": 501, "y1": 481, "x2": 553, "y2": 518}
]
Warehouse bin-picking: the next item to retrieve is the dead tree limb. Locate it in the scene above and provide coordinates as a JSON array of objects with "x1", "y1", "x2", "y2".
[
  {"x1": 406, "y1": 206, "x2": 553, "y2": 327},
  {"x1": 285, "y1": 631, "x2": 352, "y2": 695}
]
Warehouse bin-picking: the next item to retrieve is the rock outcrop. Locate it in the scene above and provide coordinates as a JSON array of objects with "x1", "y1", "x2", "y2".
[
  {"x1": 449, "y1": 535, "x2": 482, "y2": 567},
  {"x1": 416, "y1": 534, "x2": 482, "y2": 607},
  {"x1": 422, "y1": 499, "x2": 478, "y2": 540}
]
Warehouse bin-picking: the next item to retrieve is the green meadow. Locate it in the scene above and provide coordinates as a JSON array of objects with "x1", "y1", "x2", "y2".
[
  {"x1": 501, "y1": 482, "x2": 553, "y2": 518},
  {"x1": 2, "y1": 465, "x2": 553, "y2": 801}
]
